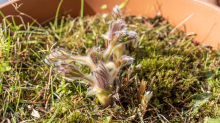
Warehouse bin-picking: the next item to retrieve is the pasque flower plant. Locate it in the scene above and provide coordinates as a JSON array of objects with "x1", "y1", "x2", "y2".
[{"x1": 45, "y1": 5, "x2": 138, "y2": 107}]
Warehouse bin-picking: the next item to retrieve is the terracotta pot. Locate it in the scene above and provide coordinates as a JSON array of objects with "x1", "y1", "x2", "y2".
[
  {"x1": 198, "y1": 0, "x2": 219, "y2": 6},
  {"x1": 1, "y1": 0, "x2": 220, "y2": 50}
]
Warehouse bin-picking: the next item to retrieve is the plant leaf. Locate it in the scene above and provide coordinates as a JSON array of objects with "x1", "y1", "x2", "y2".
[
  {"x1": 101, "y1": 4, "x2": 107, "y2": 9},
  {"x1": 103, "y1": 116, "x2": 111, "y2": 123},
  {"x1": 204, "y1": 117, "x2": 220, "y2": 123},
  {"x1": 190, "y1": 93, "x2": 212, "y2": 118},
  {"x1": 119, "y1": 0, "x2": 129, "y2": 9},
  {"x1": 31, "y1": 109, "x2": 40, "y2": 118}
]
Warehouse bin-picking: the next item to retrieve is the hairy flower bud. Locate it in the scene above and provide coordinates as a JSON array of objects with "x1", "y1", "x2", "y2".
[
  {"x1": 112, "y1": 5, "x2": 122, "y2": 20},
  {"x1": 87, "y1": 62, "x2": 113, "y2": 107},
  {"x1": 45, "y1": 48, "x2": 72, "y2": 65},
  {"x1": 103, "y1": 30, "x2": 138, "y2": 61},
  {"x1": 55, "y1": 61, "x2": 85, "y2": 79},
  {"x1": 113, "y1": 30, "x2": 138, "y2": 43},
  {"x1": 102, "y1": 19, "x2": 127, "y2": 41},
  {"x1": 114, "y1": 55, "x2": 135, "y2": 68},
  {"x1": 88, "y1": 47, "x2": 102, "y2": 65},
  {"x1": 45, "y1": 48, "x2": 97, "y2": 69},
  {"x1": 92, "y1": 62, "x2": 111, "y2": 91}
]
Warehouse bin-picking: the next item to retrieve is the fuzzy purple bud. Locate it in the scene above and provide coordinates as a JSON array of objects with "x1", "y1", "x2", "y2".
[
  {"x1": 113, "y1": 30, "x2": 138, "y2": 43},
  {"x1": 114, "y1": 55, "x2": 135, "y2": 68},
  {"x1": 55, "y1": 61, "x2": 85, "y2": 79},
  {"x1": 45, "y1": 48, "x2": 97, "y2": 69},
  {"x1": 88, "y1": 47, "x2": 102, "y2": 65},
  {"x1": 102, "y1": 19, "x2": 127, "y2": 41},
  {"x1": 87, "y1": 62, "x2": 112, "y2": 97},
  {"x1": 93, "y1": 62, "x2": 111, "y2": 90},
  {"x1": 45, "y1": 48, "x2": 72, "y2": 65},
  {"x1": 112, "y1": 5, "x2": 122, "y2": 20}
]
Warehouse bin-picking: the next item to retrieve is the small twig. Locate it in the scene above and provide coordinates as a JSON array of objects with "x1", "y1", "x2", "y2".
[
  {"x1": 10, "y1": 2, "x2": 44, "y2": 30},
  {"x1": 148, "y1": 103, "x2": 160, "y2": 113},
  {"x1": 0, "y1": 118, "x2": 6, "y2": 123},
  {"x1": 147, "y1": 76, "x2": 156, "y2": 92},
  {"x1": 43, "y1": 66, "x2": 52, "y2": 101},
  {"x1": 118, "y1": 99, "x2": 126, "y2": 112},
  {"x1": 40, "y1": 107, "x2": 56, "y2": 118},
  {"x1": 45, "y1": 94, "x2": 51, "y2": 110},
  {"x1": 164, "y1": 100, "x2": 184, "y2": 120},
  {"x1": 90, "y1": 105, "x2": 111, "y2": 115},
  {"x1": 121, "y1": 75, "x2": 136, "y2": 92},
  {"x1": 176, "y1": 52, "x2": 191, "y2": 67},
  {"x1": 170, "y1": 13, "x2": 194, "y2": 34},
  {"x1": 4, "y1": 15, "x2": 26, "y2": 29},
  {"x1": 19, "y1": 100, "x2": 45, "y2": 104},
  {"x1": 115, "y1": 78, "x2": 120, "y2": 93},
  {"x1": 158, "y1": 114, "x2": 170, "y2": 123}
]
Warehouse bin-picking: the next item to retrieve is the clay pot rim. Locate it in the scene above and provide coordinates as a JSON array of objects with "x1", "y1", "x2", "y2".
[{"x1": 0, "y1": 0, "x2": 220, "y2": 50}]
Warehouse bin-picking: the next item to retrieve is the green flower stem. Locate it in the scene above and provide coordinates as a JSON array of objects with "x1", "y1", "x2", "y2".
[
  {"x1": 96, "y1": 92, "x2": 112, "y2": 107},
  {"x1": 70, "y1": 56, "x2": 96, "y2": 69},
  {"x1": 104, "y1": 47, "x2": 114, "y2": 62},
  {"x1": 113, "y1": 43, "x2": 125, "y2": 59},
  {"x1": 111, "y1": 67, "x2": 119, "y2": 79},
  {"x1": 83, "y1": 75, "x2": 95, "y2": 85},
  {"x1": 104, "y1": 42, "x2": 117, "y2": 62}
]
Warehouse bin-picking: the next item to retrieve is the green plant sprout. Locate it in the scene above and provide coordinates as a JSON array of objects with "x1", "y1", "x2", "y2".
[
  {"x1": 138, "y1": 79, "x2": 153, "y2": 109},
  {"x1": 45, "y1": 5, "x2": 138, "y2": 107},
  {"x1": 141, "y1": 91, "x2": 153, "y2": 107}
]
